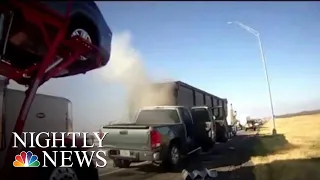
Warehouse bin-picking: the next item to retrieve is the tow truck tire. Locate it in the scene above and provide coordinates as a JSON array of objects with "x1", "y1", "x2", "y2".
[
  {"x1": 38, "y1": 166, "x2": 98, "y2": 180},
  {"x1": 113, "y1": 159, "x2": 131, "y2": 168},
  {"x1": 47, "y1": 167, "x2": 79, "y2": 180},
  {"x1": 36, "y1": 149, "x2": 99, "y2": 180}
]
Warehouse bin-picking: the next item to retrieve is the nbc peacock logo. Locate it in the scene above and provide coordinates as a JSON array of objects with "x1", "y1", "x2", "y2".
[{"x1": 13, "y1": 151, "x2": 40, "y2": 167}]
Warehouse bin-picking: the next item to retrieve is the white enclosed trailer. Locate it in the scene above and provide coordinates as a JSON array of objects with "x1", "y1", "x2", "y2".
[{"x1": 0, "y1": 79, "x2": 73, "y2": 169}]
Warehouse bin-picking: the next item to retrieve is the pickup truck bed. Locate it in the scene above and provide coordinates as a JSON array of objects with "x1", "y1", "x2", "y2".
[
  {"x1": 102, "y1": 123, "x2": 185, "y2": 162},
  {"x1": 103, "y1": 124, "x2": 151, "y2": 150}
]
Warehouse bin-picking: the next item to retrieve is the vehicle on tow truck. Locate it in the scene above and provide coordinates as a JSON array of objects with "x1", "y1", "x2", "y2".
[
  {"x1": 101, "y1": 106, "x2": 215, "y2": 171},
  {"x1": 0, "y1": 1, "x2": 112, "y2": 179}
]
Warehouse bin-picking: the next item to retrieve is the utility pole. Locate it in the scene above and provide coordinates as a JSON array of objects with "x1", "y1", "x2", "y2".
[{"x1": 228, "y1": 21, "x2": 277, "y2": 135}]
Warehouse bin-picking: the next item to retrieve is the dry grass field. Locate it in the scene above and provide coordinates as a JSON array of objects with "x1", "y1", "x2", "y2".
[{"x1": 251, "y1": 114, "x2": 320, "y2": 180}]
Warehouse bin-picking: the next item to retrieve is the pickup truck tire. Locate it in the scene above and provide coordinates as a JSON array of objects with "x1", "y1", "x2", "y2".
[
  {"x1": 113, "y1": 159, "x2": 131, "y2": 168},
  {"x1": 219, "y1": 129, "x2": 228, "y2": 143},
  {"x1": 232, "y1": 129, "x2": 237, "y2": 136},
  {"x1": 162, "y1": 143, "x2": 182, "y2": 171},
  {"x1": 209, "y1": 130, "x2": 216, "y2": 147}
]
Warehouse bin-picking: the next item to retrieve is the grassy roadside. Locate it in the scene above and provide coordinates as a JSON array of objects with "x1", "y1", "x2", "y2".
[{"x1": 251, "y1": 114, "x2": 320, "y2": 180}]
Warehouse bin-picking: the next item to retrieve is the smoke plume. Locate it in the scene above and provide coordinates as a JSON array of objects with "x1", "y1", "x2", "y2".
[{"x1": 98, "y1": 31, "x2": 174, "y2": 123}]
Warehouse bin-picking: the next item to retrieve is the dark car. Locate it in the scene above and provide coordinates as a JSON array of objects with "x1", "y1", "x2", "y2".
[
  {"x1": 2, "y1": 1, "x2": 112, "y2": 79},
  {"x1": 245, "y1": 120, "x2": 257, "y2": 131}
]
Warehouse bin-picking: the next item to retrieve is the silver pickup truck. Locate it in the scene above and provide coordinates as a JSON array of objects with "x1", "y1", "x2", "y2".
[{"x1": 100, "y1": 106, "x2": 214, "y2": 171}]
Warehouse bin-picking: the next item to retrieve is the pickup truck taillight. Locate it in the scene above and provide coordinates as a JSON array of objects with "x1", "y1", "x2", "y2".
[
  {"x1": 99, "y1": 129, "x2": 104, "y2": 139},
  {"x1": 150, "y1": 129, "x2": 161, "y2": 149}
]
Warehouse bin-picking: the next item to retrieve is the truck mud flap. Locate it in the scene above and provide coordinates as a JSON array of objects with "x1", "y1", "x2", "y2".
[{"x1": 182, "y1": 169, "x2": 218, "y2": 180}]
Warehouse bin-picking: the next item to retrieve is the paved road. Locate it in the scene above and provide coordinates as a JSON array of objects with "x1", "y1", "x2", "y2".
[{"x1": 98, "y1": 130, "x2": 258, "y2": 180}]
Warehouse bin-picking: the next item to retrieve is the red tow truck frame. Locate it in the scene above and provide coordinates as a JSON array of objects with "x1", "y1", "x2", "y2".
[{"x1": 0, "y1": 0, "x2": 105, "y2": 179}]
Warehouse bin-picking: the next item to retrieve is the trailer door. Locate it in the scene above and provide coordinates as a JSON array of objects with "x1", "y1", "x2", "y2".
[{"x1": 4, "y1": 90, "x2": 70, "y2": 133}]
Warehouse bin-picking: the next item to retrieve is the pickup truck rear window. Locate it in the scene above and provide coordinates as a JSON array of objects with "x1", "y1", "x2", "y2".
[{"x1": 136, "y1": 109, "x2": 180, "y2": 125}]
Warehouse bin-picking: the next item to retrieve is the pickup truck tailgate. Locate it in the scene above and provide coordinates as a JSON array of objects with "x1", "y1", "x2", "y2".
[{"x1": 102, "y1": 125, "x2": 150, "y2": 150}]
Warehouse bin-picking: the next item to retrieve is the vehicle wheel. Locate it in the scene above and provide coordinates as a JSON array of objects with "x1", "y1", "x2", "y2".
[
  {"x1": 169, "y1": 144, "x2": 181, "y2": 167},
  {"x1": 67, "y1": 19, "x2": 98, "y2": 60},
  {"x1": 220, "y1": 129, "x2": 228, "y2": 143},
  {"x1": 37, "y1": 166, "x2": 98, "y2": 180},
  {"x1": 36, "y1": 149, "x2": 99, "y2": 180},
  {"x1": 232, "y1": 130, "x2": 237, "y2": 136},
  {"x1": 113, "y1": 159, "x2": 131, "y2": 168},
  {"x1": 48, "y1": 167, "x2": 79, "y2": 180},
  {"x1": 163, "y1": 143, "x2": 182, "y2": 171},
  {"x1": 208, "y1": 130, "x2": 216, "y2": 147}
]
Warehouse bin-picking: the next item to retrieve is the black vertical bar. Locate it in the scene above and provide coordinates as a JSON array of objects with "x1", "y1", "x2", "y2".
[
  {"x1": 192, "y1": 89, "x2": 196, "y2": 106},
  {"x1": 174, "y1": 82, "x2": 178, "y2": 105}
]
